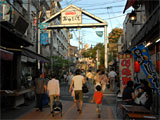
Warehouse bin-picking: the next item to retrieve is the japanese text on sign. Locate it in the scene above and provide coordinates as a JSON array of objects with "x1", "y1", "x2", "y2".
[
  {"x1": 61, "y1": 7, "x2": 82, "y2": 24},
  {"x1": 119, "y1": 54, "x2": 133, "y2": 85}
]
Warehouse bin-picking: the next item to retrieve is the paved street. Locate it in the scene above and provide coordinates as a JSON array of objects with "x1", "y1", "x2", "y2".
[
  {"x1": 18, "y1": 101, "x2": 115, "y2": 120},
  {"x1": 1, "y1": 82, "x2": 121, "y2": 120}
]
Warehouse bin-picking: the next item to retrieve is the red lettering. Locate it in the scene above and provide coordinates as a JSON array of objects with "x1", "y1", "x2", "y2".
[
  {"x1": 121, "y1": 60, "x2": 130, "y2": 67},
  {"x1": 122, "y1": 77, "x2": 131, "y2": 85},
  {"x1": 122, "y1": 68, "x2": 131, "y2": 76}
]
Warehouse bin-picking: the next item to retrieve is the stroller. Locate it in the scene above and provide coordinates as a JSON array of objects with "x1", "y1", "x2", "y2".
[{"x1": 52, "y1": 101, "x2": 62, "y2": 117}]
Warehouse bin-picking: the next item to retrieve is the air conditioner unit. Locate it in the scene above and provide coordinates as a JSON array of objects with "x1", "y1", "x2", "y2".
[{"x1": 14, "y1": 15, "x2": 29, "y2": 34}]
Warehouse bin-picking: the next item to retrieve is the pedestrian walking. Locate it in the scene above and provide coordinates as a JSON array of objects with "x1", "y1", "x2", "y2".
[
  {"x1": 34, "y1": 71, "x2": 47, "y2": 112},
  {"x1": 86, "y1": 70, "x2": 94, "y2": 90},
  {"x1": 91, "y1": 85, "x2": 103, "y2": 118},
  {"x1": 100, "y1": 71, "x2": 108, "y2": 92},
  {"x1": 69, "y1": 69, "x2": 85, "y2": 114},
  {"x1": 94, "y1": 70, "x2": 101, "y2": 91},
  {"x1": 108, "y1": 68, "x2": 117, "y2": 91},
  {"x1": 67, "y1": 72, "x2": 73, "y2": 90},
  {"x1": 47, "y1": 73, "x2": 60, "y2": 113}
]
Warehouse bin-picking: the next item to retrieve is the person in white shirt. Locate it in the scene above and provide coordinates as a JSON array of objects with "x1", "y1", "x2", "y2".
[
  {"x1": 108, "y1": 68, "x2": 117, "y2": 91},
  {"x1": 47, "y1": 73, "x2": 60, "y2": 113},
  {"x1": 69, "y1": 69, "x2": 85, "y2": 114}
]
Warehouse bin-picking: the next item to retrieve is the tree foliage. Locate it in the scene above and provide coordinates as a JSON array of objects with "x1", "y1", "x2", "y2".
[
  {"x1": 45, "y1": 56, "x2": 70, "y2": 80},
  {"x1": 108, "y1": 28, "x2": 123, "y2": 43},
  {"x1": 108, "y1": 28, "x2": 123, "y2": 63},
  {"x1": 82, "y1": 43, "x2": 104, "y2": 68}
]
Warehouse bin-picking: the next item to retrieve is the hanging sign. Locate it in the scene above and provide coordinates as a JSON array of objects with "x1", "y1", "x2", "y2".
[
  {"x1": 39, "y1": 23, "x2": 49, "y2": 32},
  {"x1": 61, "y1": 6, "x2": 82, "y2": 24},
  {"x1": 131, "y1": 44, "x2": 159, "y2": 95},
  {"x1": 96, "y1": 31, "x2": 103, "y2": 37},
  {"x1": 0, "y1": 2, "x2": 12, "y2": 21},
  {"x1": 40, "y1": 33, "x2": 49, "y2": 45}
]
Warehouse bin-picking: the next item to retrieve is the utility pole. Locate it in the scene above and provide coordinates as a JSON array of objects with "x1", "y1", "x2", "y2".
[
  {"x1": 36, "y1": 0, "x2": 40, "y2": 71},
  {"x1": 78, "y1": 31, "x2": 81, "y2": 59},
  {"x1": 67, "y1": 29, "x2": 70, "y2": 59},
  {"x1": 104, "y1": 25, "x2": 108, "y2": 70},
  {"x1": 79, "y1": 31, "x2": 80, "y2": 51},
  {"x1": 49, "y1": 0, "x2": 57, "y2": 70}
]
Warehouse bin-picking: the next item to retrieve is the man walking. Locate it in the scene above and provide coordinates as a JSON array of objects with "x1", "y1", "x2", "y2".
[
  {"x1": 69, "y1": 69, "x2": 85, "y2": 114},
  {"x1": 108, "y1": 68, "x2": 117, "y2": 91},
  {"x1": 35, "y1": 71, "x2": 47, "y2": 112},
  {"x1": 47, "y1": 73, "x2": 60, "y2": 113}
]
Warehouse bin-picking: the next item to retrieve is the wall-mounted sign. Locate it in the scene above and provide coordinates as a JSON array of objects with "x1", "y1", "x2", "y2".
[{"x1": 61, "y1": 6, "x2": 82, "y2": 24}]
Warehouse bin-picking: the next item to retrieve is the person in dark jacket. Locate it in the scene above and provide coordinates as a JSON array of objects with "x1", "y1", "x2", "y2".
[
  {"x1": 35, "y1": 71, "x2": 47, "y2": 111},
  {"x1": 122, "y1": 81, "x2": 136, "y2": 105},
  {"x1": 140, "y1": 80, "x2": 153, "y2": 110}
]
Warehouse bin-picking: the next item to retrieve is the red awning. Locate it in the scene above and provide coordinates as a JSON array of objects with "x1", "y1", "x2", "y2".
[
  {"x1": 0, "y1": 49, "x2": 13, "y2": 61},
  {"x1": 123, "y1": 0, "x2": 136, "y2": 13}
]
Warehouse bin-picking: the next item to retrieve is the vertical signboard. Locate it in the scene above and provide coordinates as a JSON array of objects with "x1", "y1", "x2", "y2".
[
  {"x1": 119, "y1": 54, "x2": 133, "y2": 93},
  {"x1": 61, "y1": 6, "x2": 82, "y2": 24}
]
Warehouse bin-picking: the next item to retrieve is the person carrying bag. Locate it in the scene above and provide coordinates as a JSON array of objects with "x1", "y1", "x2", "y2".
[{"x1": 69, "y1": 69, "x2": 85, "y2": 114}]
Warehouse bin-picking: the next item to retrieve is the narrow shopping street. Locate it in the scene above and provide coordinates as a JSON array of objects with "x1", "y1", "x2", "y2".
[
  {"x1": 0, "y1": 0, "x2": 160, "y2": 120},
  {"x1": 1, "y1": 83, "x2": 119, "y2": 120},
  {"x1": 18, "y1": 101, "x2": 115, "y2": 120}
]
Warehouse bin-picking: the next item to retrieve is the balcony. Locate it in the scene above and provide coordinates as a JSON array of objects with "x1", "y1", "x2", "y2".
[{"x1": 0, "y1": 1, "x2": 32, "y2": 48}]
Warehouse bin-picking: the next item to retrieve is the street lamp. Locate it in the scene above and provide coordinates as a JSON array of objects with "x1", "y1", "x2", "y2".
[
  {"x1": 129, "y1": 10, "x2": 144, "y2": 26},
  {"x1": 129, "y1": 10, "x2": 136, "y2": 24}
]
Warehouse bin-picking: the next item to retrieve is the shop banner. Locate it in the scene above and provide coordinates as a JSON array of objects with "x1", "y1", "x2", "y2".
[
  {"x1": 119, "y1": 54, "x2": 133, "y2": 85},
  {"x1": 40, "y1": 33, "x2": 49, "y2": 45},
  {"x1": 131, "y1": 44, "x2": 159, "y2": 95}
]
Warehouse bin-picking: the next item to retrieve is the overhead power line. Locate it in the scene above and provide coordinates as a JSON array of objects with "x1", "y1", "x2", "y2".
[
  {"x1": 73, "y1": 0, "x2": 124, "y2": 7},
  {"x1": 84, "y1": 5, "x2": 124, "y2": 10}
]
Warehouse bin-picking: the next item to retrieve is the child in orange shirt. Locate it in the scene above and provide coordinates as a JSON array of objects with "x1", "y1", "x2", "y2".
[{"x1": 91, "y1": 85, "x2": 103, "y2": 118}]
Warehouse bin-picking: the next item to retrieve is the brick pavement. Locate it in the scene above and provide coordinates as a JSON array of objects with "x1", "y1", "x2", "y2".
[{"x1": 18, "y1": 100, "x2": 115, "y2": 120}]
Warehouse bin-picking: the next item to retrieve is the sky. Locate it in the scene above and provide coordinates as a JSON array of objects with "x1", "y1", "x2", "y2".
[{"x1": 59, "y1": 0, "x2": 133, "y2": 48}]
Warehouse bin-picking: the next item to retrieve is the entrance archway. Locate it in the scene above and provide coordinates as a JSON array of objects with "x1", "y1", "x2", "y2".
[{"x1": 42, "y1": 5, "x2": 108, "y2": 69}]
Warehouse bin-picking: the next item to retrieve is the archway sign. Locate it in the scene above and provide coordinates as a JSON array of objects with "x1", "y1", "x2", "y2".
[{"x1": 42, "y1": 4, "x2": 108, "y2": 69}]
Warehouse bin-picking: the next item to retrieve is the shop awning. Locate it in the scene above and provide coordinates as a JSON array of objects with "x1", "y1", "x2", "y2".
[
  {"x1": 21, "y1": 48, "x2": 50, "y2": 63},
  {"x1": 0, "y1": 21, "x2": 33, "y2": 48},
  {"x1": 123, "y1": 0, "x2": 136, "y2": 13},
  {"x1": 0, "y1": 49, "x2": 13, "y2": 61}
]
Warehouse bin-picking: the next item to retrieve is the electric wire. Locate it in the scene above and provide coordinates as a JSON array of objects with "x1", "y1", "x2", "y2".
[
  {"x1": 107, "y1": 8, "x2": 113, "y2": 29},
  {"x1": 110, "y1": 7, "x2": 121, "y2": 27}
]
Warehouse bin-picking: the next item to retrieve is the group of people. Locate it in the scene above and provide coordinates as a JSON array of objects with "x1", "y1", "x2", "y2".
[
  {"x1": 67, "y1": 68, "x2": 117, "y2": 118},
  {"x1": 93, "y1": 68, "x2": 117, "y2": 92},
  {"x1": 34, "y1": 68, "x2": 117, "y2": 118},
  {"x1": 122, "y1": 80, "x2": 153, "y2": 110},
  {"x1": 34, "y1": 71, "x2": 60, "y2": 113}
]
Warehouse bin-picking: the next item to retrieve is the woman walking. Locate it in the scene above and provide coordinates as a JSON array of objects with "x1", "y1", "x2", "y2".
[
  {"x1": 100, "y1": 71, "x2": 108, "y2": 92},
  {"x1": 94, "y1": 70, "x2": 101, "y2": 91}
]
